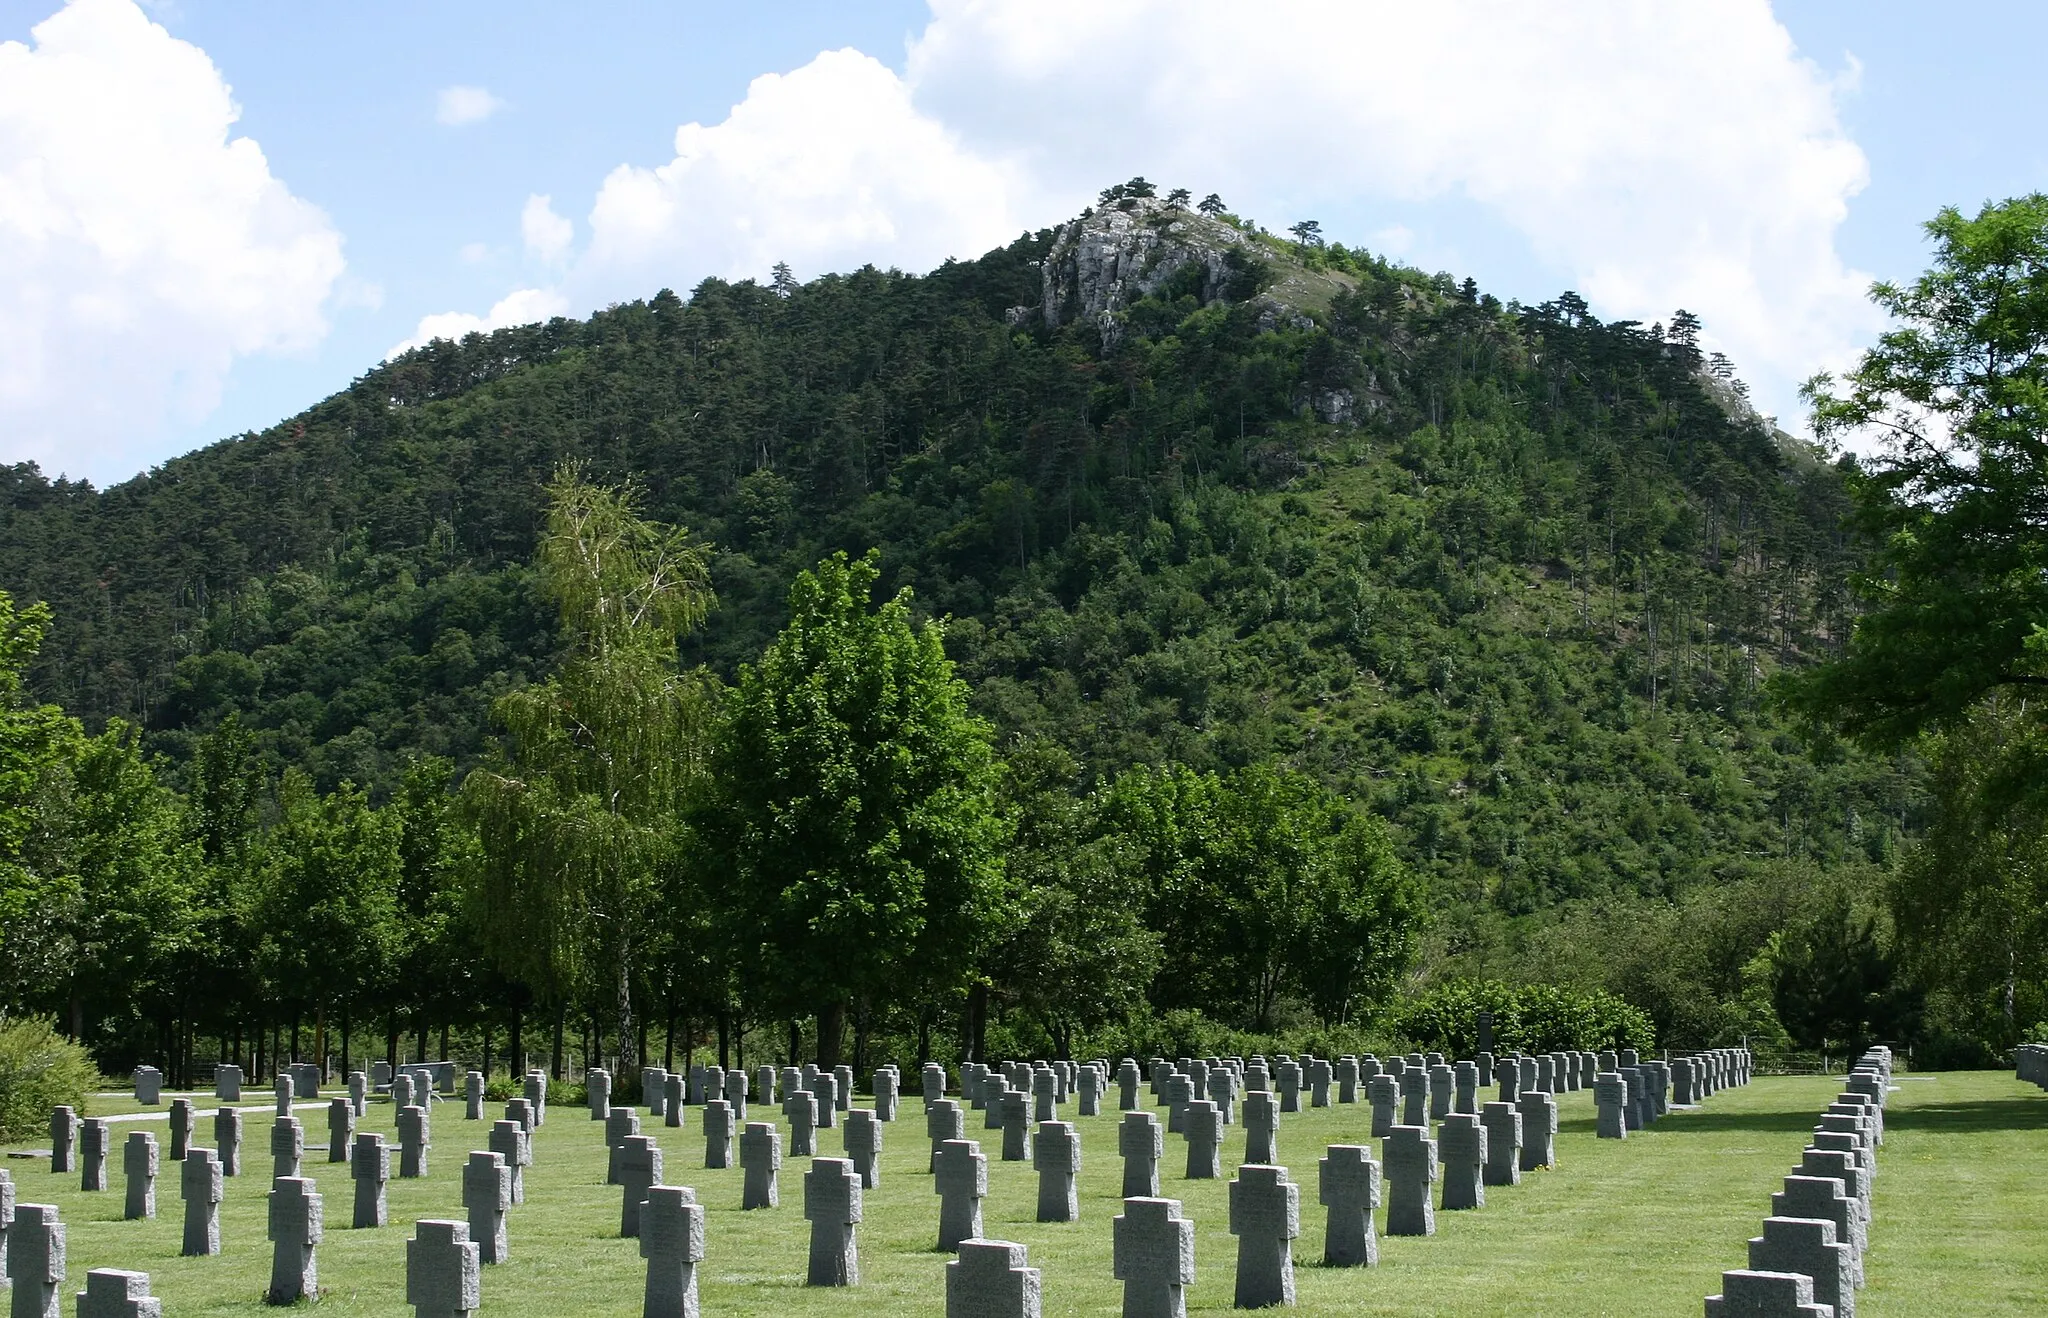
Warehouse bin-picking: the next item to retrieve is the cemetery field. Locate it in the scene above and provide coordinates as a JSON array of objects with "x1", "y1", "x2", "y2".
[{"x1": 5, "y1": 1069, "x2": 2043, "y2": 1315}]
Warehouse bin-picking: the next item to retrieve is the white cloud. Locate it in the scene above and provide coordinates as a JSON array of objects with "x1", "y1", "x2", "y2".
[
  {"x1": 421, "y1": 2, "x2": 1877, "y2": 422},
  {"x1": 388, "y1": 286, "x2": 567, "y2": 358},
  {"x1": 435, "y1": 84, "x2": 503, "y2": 127},
  {"x1": 0, "y1": 0, "x2": 344, "y2": 484},
  {"x1": 520, "y1": 193, "x2": 572, "y2": 265}
]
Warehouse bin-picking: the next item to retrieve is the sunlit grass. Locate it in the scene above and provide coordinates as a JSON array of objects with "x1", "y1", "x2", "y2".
[{"x1": 4, "y1": 1070, "x2": 2040, "y2": 1314}]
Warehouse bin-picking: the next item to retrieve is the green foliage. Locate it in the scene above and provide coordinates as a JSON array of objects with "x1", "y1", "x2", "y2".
[
  {"x1": 462, "y1": 470, "x2": 717, "y2": 1066},
  {"x1": 701, "y1": 551, "x2": 1008, "y2": 1063},
  {"x1": 1771, "y1": 891, "x2": 1920, "y2": 1054},
  {"x1": 1393, "y1": 978, "x2": 1656, "y2": 1055},
  {"x1": 0, "y1": 1013, "x2": 100, "y2": 1142}
]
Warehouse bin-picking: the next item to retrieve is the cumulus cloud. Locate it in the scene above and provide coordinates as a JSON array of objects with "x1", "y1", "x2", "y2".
[
  {"x1": 0, "y1": 0, "x2": 345, "y2": 483},
  {"x1": 412, "y1": 1, "x2": 1877, "y2": 419},
  {"x1": 435, "y1": 84, "x2": 504, "y2": 127},
  {"x1": 521, "y1": 194, "x2": 572, "y2": 265},
  {"x1": 388, "y1": 286, "x2": 567, "y2": 357}
]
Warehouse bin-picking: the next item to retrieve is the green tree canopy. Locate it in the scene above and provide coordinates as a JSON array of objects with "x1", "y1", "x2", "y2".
[{"x1": 701, "y1": 551, "x2": 1009, "y2": 1067}]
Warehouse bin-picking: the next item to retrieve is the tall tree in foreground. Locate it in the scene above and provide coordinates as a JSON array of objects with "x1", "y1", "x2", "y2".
[
  {"x1": 702, "y1": 551, "x2": 1009, "y2": 1069},
  {"x1": 1786, "y1": 194, "x2": 2048, "y2": 1044},
  {"x1": 462, "y1": 468, "x2": 717, "y2": 1079}
]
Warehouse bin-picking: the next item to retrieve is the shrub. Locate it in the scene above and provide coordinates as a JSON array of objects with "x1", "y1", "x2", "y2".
[
  {"x1": 1391, "y1": 980, "x2": 1655, "y2": 1056},
  {"x1": 0, "y1": 1014, "x2": 101, "y2": 1142}
]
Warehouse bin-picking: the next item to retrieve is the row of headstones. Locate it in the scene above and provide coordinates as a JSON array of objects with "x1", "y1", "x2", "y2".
[
  {"x1": 1702, "y1": 1046, "x2": 1891, "y2": 1318},
  {"x1": 1596, "y1": 1048, "x2": 1755, "y2": 1138},
  {"x1": 2015, "y1": 1043, "x2": 2048, "y2": 1090}
]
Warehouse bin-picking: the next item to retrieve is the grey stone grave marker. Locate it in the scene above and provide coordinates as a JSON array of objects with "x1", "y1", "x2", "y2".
[
  {"x1": 588, "y1": 1067, "x2": 611, "y2": 1120},
  {"x1": 784, "y1": 1091, "x2": 818, "y2": 1157},
  {"x1": 1243, "y1": 1090, "x2": 1279, "y2": 1165},
  {"x1": 1480, "y1": 1101, "x2": 1521, "y2": 1186},
  {"x1": 1517, "y1": 1090, "x2": 1557, "y2": 1170},
  {"x1": 398, "y1": 1105, "x2": 430, "y2": 1178},
  {"x1": 803, "y1": 1158, "x2": 862, "y2": 1287},
  {"x1": 927, "y1": 1099, "x2": 965, "y2": 1173},
  {"x1": 1335, "y1": 1057, "x2": 1359, "y2": 1104},
  {"x1": 1453, "y1": 1061, "x2": 1478, "y2": 1115},
  {"x1": 934, "y1": 1139, "x2": 987, "y2": 1251},
  {"x1": 49, "y1": 1106, "x2": 78, "y2": 1174},
  {"x1": 814, "y1": 1073, "x2": 840, "y2": 1130},
  {"x1": 464, "y1": 1072, "x2": 484, "y2": 1122},
  {"x1": 213, "y1": 1107, "x2": 242, "y2": 1178},
  {"x1": 180, "y1": 1147, "x2": 222, "y2": 1255},
  {"x1": 72, "y1": 1268, "x2": 159, "y2": 1318},
  {"x1": 1704, "y1": 1268, "x2": 1832, "y2": 1317},
  {"x1": 1033, "y1": 1122, "x2": 1081, "y2": 1223},
  {"x1": 133, "y1": 1067, "x2": 161, "y2": 1107},
  {"x1": 1317, "y1": 1144, "x2": 1379, "y2": 1267},
  {"x1": 1182, "y1": 1099, "x2": 1223, "y2": 1180},
  {"x1": 726, "y1": 1070, "x2": 750, "y2": 1122},
  {"x1": 1429, "y1": 1063, "x2": 1455, "y2": 1121},
  {"x1": 1775, "y1": 1175, "x2": 1864, "y2": 1280},
  {"x1": 1399, "y1": 1067, "x2": 1429, "y2": 1128},
  {"x1": 9, "y1": 1202, "x2": 64, "y2": 1318},
  {"x1": 843, "y1": 1109, "x2": 882, "y2": 1188},
  {"x1": 328, "y1": 1098, "x2": 354, "y2": 1163},
  {"x1": 121, "y1": 1132, "x2": 157, "y2": 1220},
  {"x1": 640, "y1": 1186, "x2": 704, "y2": 1318},
  {"x1": 79, "y1": 1119, "x2": 110, "y2": 1192},
  {"x1": 701, "y1": 1100, "x2": 733, "y2": 1171},
  {"x1": 1367, "y1": 1075, "x2": 1397, "y2": 1138},
  {"x1": 606, "y1": 1106, "x2": 642, "y2": 1184},
  {"x1": 1228, "y1": 1164, "x2": 1299, "y2": 1310},
  {"x1": 349, "y1": 1071, "x2": 367, "y2": 1118},
  {"x1": 167, "y1": 1099, "x2": 194, "y2": 1162},
  {"x1": 1113, "y1": 1196, "x2": 1194, "y2": 1318},
  {"x1": 350, "y1": 1134, "x2": 388, "y2": 1228},
  {"x1": 644, "y1": 1066, "x2": 668, "y2": 1119},
  {"x1": 740, "y1": 1122, "x2": 780, "y2": 1210},
  {"x1": 487, "y1": 1121, "x2": 528, "y2": 1205},
  {"x1": 270, "y1": 1115, "x2": 303, "y2": 1181},
  {"x1": 406, "y1": 1219, "x2": 479, "y2": 1318},
  {"x1": 1438, "y1": 1112, "x2": 1485, "y2": 1210},
  {"x1": 946, "y1": 1238, "x2": 1040, "y2": 1318},
  {"x1": 1121, "y1": 1111, "x2": 1163, "y2": 1198},
  {"x1": 462, "y1": 1152, "x2": 511, "y2": 1264},
  {"x1": 266, "y1": 1176, "x2": 322, "y2": 1305},
  {"x1": 216, "y1": 1065, "x2": 244, "y2": 1102},
  {"x1": 999, "y1": 1091, "x2": 1030, "y2": 1162},
  {"x1": 873, "y1": 1069, "x2": 897, "y2": 1123},
  {"x1": 1383, "y1": 1125, "x2": 1436, "y2": 1237},
  {"x1": 1595, "y1": 1072, "x2": 1629, "y2": 1139},
  {"x1": 618, "y1": 1135, "x2": 663, "y2": 1238},
  {"x1": 664, "y1": 1074, "x2": 685, "y2": 1128},
  {"x1": 274, "y1": 1073, "x2": 294, "y2": 1118}
]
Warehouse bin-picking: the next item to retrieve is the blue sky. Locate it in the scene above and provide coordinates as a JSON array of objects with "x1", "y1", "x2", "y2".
[{"x1": 2, "y1": 0, "x2": 2042, "y2": 485}]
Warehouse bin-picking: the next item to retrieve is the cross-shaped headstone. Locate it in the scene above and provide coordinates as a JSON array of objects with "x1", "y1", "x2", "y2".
[
  {"x1": 1800, "y1": 1148, "x2": 1870, "y2": 1225},
  {"x1": 166, "y1": 1098, "x2": 194, "y2": 1162},
  {"x1": 1318, "y1": 1144, "x2": 1379, "y2": 1267},
  {"x1": 218, "y1": 1065, "x2": 245, "y2": 1103},
  {"x1": 1228, "y1": 1164, "x2": 1299, "y2": 1309},
  {"x1": 1383, "y1": 1125, "x2": 1437, "y2": 1237},
  {"x1": 266, "y1": 1176, "x2": 323, "y2": 1304},
  {"x1": 1161, "y1": 1074, "x2": 1193, "y2": 1136},
  {"x1": 842, "y1": 1109, "x2": 883, "y2": 1188},
  {"x1": 698, "y1": 1098, "x2": 736, "y2": 1171},
  {"x1": 1428, "y1": 1063, "x2": 1455, "y2": 1122},
  {"x1": 1113, "y1": 1196, "x2": 1194, "y2": 1318},
  {"x1": 1335, "y1": 1056, "x2": 1359, "y2": 1105},
  {"x1": 486, "y1": 1120, "x2": 530, "y2": 1205},
  {"x1": 180, "y1": 1147, "x2": 222, "y2": 1256},
  {"x1": 462, "y1": 1071, "x2": 484, "y2": 1122},
  {"x1": 1306, "y1": 1058, "x2": 1333, "y2": 1110},
  {"x1": 406, "y1": 1219, "x2": 480, "y2": 1318},
  {"x1": 946, "y1": 1238, "x2": 1041, "y2": 1318},
  {"x1": 1077, "y1": 1064, "x2": 1105, "y2": 1118},
  {"x1": 926, "y1": 1098, "x2": 965, "y2": 1173},
  {"x1": 1517, "y1": 1090, "x2": 1557, "y2": 1171},
  {"x1": 1274, "y1": 1061, "x2": 1303, "y2": 1115},
  {"x1": 74, "y1": 1266, "x2": 160, "y2": 1318},
  {"x1": 871, "y1": 1069, "x2": 897, "y2": 1123},
  {"x1": 1438, "y1": 1112, "x2": 1486, "y2": 1210},
  {"x1": 50, "y1": 1106, "x2": 79, "y2": 1174},
  {"x1": 640, "y1": 1185, "x2": 704, "y2": 1317},
  {"x1": 1180, "y1": 1099, "x2": 1223, "y2": 1180},
  {"x1": 617, "y1": 1135, "x2": 663, "y2": 1239},
  {"x1": 461, "y1": 1152, "x2": 511, "y2": 1265},
  {"x1": 803, "y1": 1157, "x2": 862, "y2": 1286},
  {"x1": 1399, "y1": 1067, "x2": 1430, "y2": 1129},
  {"x1": 999, "y1": 1091, "x2": 1030, "y2": 1162},
  {"x1": 644, "y1": 1066, "x2": 668, "y2": 1119},
  {"x1": 1704, "y1": 1268, "x2": 1833, "y2": 1317},
  {"x1": 523, "y1": 1071, "x2": 547, "y2": 1126},
  {"x1": 213, "y1": 1107, "x2": 243, "y2": 1178},
  {"x1": 587, "y1": 1067, "x2": 612, "y2": 1120},
  {"x1": 505, "y1": 1097, "x2": 535, "y2": 1135},
  {"x1": 79, "y1": 1118, "x2": 110, "y2": 1192},
  {"x1": 784, "y1": 1091, "x2": 818, "y2": 1157},
  {"x1": 726, "y1": 1069, "x2": 751, "y2": 1122},
  {"x1": 1033, "y1": 1121, "x2": 1082, "y2": 1223},
  {"x1": 1367, "y1": 1075, "x2": 1398, "y2": 1139},
  {"x1": 118, "y1": 1131, "x2": 157, "y2": 1222},
  {"x1": 1243, "y1": 1090, "x2": 1280, "y2": 1166},
  {"x1": 933, "y1": 1138, "x2": 987, "y2": 1251},
  {"x1": 321, "y1": 1097, "x2": 353, "y2": 1165},
  {"x1": 273, "y1": 1074, "x2": 295, "y2": 1119},
  {"x1": 1775, "y1": 1174, "x2": 1865, "y2": 1283},
  {"x1": 8, "y1": 1202, "x2": 64, "y2": 1317},
  {"x1": 1595, "y1": 1072, "x2": 1629, "y2": 1139},
  {"x1": 663, "y1": 1074, "x2": 685, "y2": 1128},
  {"x1": 813, "y1": 1073, "x2": 840, "y2": 1130},
  {"x1": 398, "y1": 1105, "x2": 431, "y2": 1178},
  {"x1": 348, "y1": 1071, "x2": 367, "y2": 1118},
  {"x1": 605, "y1": 1106, "x2": 643, "y2": 1184},
  {"x1": 739, "y1": 1121, "x2": 781, "y2": 1210},
  {"x1": 349, "y1": 1133, "x2": 389, "y2": 1230},
  {"x1": 1496, "y1": 1058, "x2": 1521, "y2": 1105},
  {"x1": 1118, "y1": 1059, "x2": 1143, "y2": 1112},
  {"x1": 1120, "y1": 1111, "x2": 1163, "y2": 1199},
  {"x1": 269, "y1": 1115, "x2": 303, "y2": 1182}
]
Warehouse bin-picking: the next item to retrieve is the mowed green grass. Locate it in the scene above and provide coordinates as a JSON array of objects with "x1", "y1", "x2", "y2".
[{"x1": 4, "y1": 1069, "x2": 2041, "y2": 1315}]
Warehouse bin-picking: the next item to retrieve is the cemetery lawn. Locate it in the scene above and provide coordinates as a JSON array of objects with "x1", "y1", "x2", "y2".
[{"x1": 5, "y1": 1070, "x2": 2042, "y2": 1315}]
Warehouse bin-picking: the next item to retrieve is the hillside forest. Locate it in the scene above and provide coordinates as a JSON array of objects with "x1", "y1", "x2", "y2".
[{"x1": 1, "y1": 183, "x2": 2041, "y2": 1106}]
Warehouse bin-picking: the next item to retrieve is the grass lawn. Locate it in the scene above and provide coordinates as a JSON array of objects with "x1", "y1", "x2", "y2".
[{"x1": 4, "y1": 1069, "x2": 2041, "y2": 1314}]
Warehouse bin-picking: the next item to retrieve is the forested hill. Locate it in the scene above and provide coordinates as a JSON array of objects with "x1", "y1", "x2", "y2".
[{"x1": 0, "y1": 192, "x2": 1915, "y2": 919}]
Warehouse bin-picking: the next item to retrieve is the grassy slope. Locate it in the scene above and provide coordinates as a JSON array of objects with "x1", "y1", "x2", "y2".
[{"x1": 5, "y1": 1071, "x2": 2038, "y2": 1315}]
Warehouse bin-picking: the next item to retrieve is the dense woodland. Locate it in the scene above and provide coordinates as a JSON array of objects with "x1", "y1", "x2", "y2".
[{"x1": 6, "y1": 186, "x2": 2028, "y2": 1103}]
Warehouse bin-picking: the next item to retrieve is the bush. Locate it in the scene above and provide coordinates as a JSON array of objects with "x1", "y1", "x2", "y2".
[
  {"x1": 0, "y1": 1014, "x2": 101, "y2": 1142},
  {"x1": 1391, "y1": 980, "x2": 1655, "y2": 1056}
]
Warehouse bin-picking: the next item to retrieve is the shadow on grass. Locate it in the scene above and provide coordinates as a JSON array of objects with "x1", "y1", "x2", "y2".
[
  {"x1": 1885, "y1": 1097, "x2": 2048, "y2": 1135},
  {"x1": 1558, "y1": 1108, "x2": 1821, "y2": 1137}
]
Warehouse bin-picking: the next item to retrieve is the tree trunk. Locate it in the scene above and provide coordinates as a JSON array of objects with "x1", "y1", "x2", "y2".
[
  {"x1": 664, "y1": 1003, "x2": 676, "y2": 1071},
  {"x1": 508, "y1": 1001, "x2": 523, "y2": 1079},
  {"x1": 551, "y1": 998, "x2": 565, "y2": 1080},
  {"x1": 615, "y1": 943, "x2": 635, "y2": 1089},
  {"x1": 340, "y1": 1007, "x2": 350, "y2": 1079},
  {"x1": 717, "y1": 1010, "x2": 730, "y2": 1071},
  {"x1": 916, "y1": 1008, "x2": 933, "y2": 1070},
  {"x1": 816, "y1": 1000, "x2": 845, "y2": 1070},
  {"x1": 965, "y1": 982, "x2": 988, "y2": 1064},
  {"x1": 787, "y1": 1019, "x2": 801, "y2": 1068},
  {"x1": 385, "y1": 1011, "x2": 399, "y2": 1069}
]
